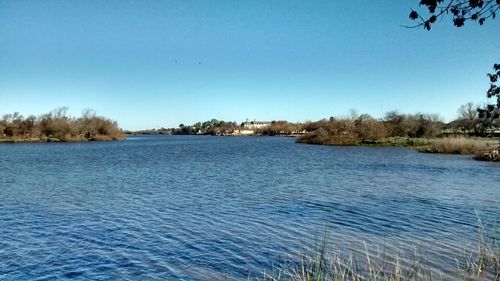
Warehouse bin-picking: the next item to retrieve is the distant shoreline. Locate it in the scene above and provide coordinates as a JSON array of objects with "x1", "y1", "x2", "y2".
[
  {"x1": 2, "y1": 134, "x2": 498, "y2": 162},
  {"x1": 0, "y1": 135, "x2": 126, "y2": 144},
  {"x1": 297, "y1": 135, "x2": 500, "y2": 161},
  {"x1": 125, "y1": 133, "x2": 300, "y2": 137},
  {"x1": 128, "y1": 134, "x2": 500, "y2": 161}
]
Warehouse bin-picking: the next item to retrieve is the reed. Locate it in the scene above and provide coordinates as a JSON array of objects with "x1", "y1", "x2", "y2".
[{"x1": 259, "y1": 217, "x2": 499, "y2": 281}]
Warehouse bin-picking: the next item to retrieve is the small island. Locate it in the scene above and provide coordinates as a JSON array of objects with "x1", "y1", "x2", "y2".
[{"x1": 0, "y1": 107, "x2": 125, "y2": 143}]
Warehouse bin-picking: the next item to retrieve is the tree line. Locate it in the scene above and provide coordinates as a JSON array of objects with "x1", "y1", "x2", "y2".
[
  {"x1": 177, "y1": 119, "x2": 239, "y2": 135},
  {"x1": 298, "y1": 112, "x2": 438, "y2": 145},
  {"x1": 0, "y1": 107, "x2": 124, "y2": 142},
  {"x1": 298, "y1": 103, "x2": 499, "y2": 146},
  {"x1": 125, "y1": 101, "x2": 499, "y2": 141}
]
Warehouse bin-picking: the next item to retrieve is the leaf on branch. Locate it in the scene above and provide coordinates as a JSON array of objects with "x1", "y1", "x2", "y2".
[
  {"x1": 469, "y1": 0, "x2": 484, "y2": 9},
  {"x1": 488, "y1": 74, "x2": 498, "y2": 83},
  {"x1": 479, "y1": 17, "x2": 486, "y2": 24},
  {"x1": 419, "y1": 0, "x2": 441, "y2": 13},
  {"x1": 409, "y1": 10, "x2": 419, "y2": 20},
  {"x1": 487, "y1": 85, "x2": 499, "y2": 98},
  {"x1": 429, "y1": 15, "x2": 437, "y2": 23},
  {"x1": 453, "y1": 17, "x2": 465, "y2": 27},
  {"x1": 424, "y1": 21, "x2": 432, "y2": 30}
]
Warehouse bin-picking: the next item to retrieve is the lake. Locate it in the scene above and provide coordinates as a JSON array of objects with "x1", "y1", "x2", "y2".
[{"x1": 0, "y1": 135, "x2": 499, "y2": 280}]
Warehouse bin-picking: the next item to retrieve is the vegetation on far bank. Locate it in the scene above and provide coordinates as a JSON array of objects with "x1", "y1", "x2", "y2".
[
  {"x1": 125, "y1": 119, "x2": 304, "y2": 136},
  {"x1": 296, "y1": 107, "x2": 500, "y2": 161},
  {"x1": 124, "y1": 102, "x2": 500, "y2": 161},
  {"x1": 0, "y1": 107, "x2": 124, "y2": 143}
]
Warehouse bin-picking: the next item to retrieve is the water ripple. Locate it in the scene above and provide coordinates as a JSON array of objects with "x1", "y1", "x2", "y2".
[{"x1": 1, "y1": 136, "x2": 499, "y2": 280}]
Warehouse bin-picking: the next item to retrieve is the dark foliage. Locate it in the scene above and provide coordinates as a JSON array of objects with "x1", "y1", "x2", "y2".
[
  {"x1": 408, "y1": 0, "x2": 499, "y2": 30},
  {"x1": 174, "y1": 119, "x2": 238, "y2": 135},
  {"x1": 478, "y1": 65, "x2": 500, "y2": 131}
]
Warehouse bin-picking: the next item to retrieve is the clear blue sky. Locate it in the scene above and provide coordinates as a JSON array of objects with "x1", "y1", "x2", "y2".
[{"x1": 1, "y1": 0, "x2": 499, "y2": 130}]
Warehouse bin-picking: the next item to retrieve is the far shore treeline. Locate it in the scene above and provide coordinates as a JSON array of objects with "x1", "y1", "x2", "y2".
[
  {"x1": 2, "y1": 103, "x2": 499, "y2": 160},
  {"x1": 125, "y1": 102, "x2": 500, "y2": 161},
  {"x1": 125, "y1": 119, "x2": 303, "y2": 136},
  {"x1": 127, "y1": 102, "x2": 500, "y2": 141},
  {"x1": 0, "y1": 107, "x2": 124, "y2": 142}
]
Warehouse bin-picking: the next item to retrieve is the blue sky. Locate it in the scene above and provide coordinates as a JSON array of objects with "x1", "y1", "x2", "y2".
[{"x1": 1, "y1": 0, "x2": 499, "y2": 130}]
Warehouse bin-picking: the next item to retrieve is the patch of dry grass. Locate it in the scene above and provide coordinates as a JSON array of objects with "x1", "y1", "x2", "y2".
[{"x1": 420, "y1": 137, "x2": 492, "y2": 155}]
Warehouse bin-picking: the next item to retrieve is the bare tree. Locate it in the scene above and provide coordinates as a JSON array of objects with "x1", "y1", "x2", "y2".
[
  {"x1": 456, "y1": 102, "x2": 480, "y2": 133},
  {"x1": 51, "y1": 106, "x2": 69, "y2": 119}
]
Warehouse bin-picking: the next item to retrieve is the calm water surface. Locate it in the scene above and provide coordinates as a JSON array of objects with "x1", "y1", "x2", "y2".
[{"x1": 1, "y1": 136, "x2": 499, "y2": 280}]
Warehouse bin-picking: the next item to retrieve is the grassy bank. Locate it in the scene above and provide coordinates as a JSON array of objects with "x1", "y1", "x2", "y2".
[
  {"x1": 262, "y1": 219, "x2": 499, "y2": 281},
  {"x1": 410, "y1": 137, "x2": 499, "y2": 161},
  {"x1": 298, "y1": 135, "x2": 500, "y2": 162},
  {"x1": 418, "y1": 137, "x2": 494, "y2": 154},
  {"x1": 295, "y1": 112, "x2": 500, "y2": 162}
]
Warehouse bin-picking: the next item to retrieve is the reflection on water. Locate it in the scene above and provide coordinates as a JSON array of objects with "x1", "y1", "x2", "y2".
[{"x1": 0, "y1": 136, "x2": 499, "y2": 280}]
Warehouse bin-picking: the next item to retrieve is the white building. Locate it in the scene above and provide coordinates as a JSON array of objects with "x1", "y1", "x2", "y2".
[
  {"x1": 242, "y1": 120, "x2": 271, "y2": 130},
  {"x1": 231, "y1": 129, "x2": 255, "y2": 135}
]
